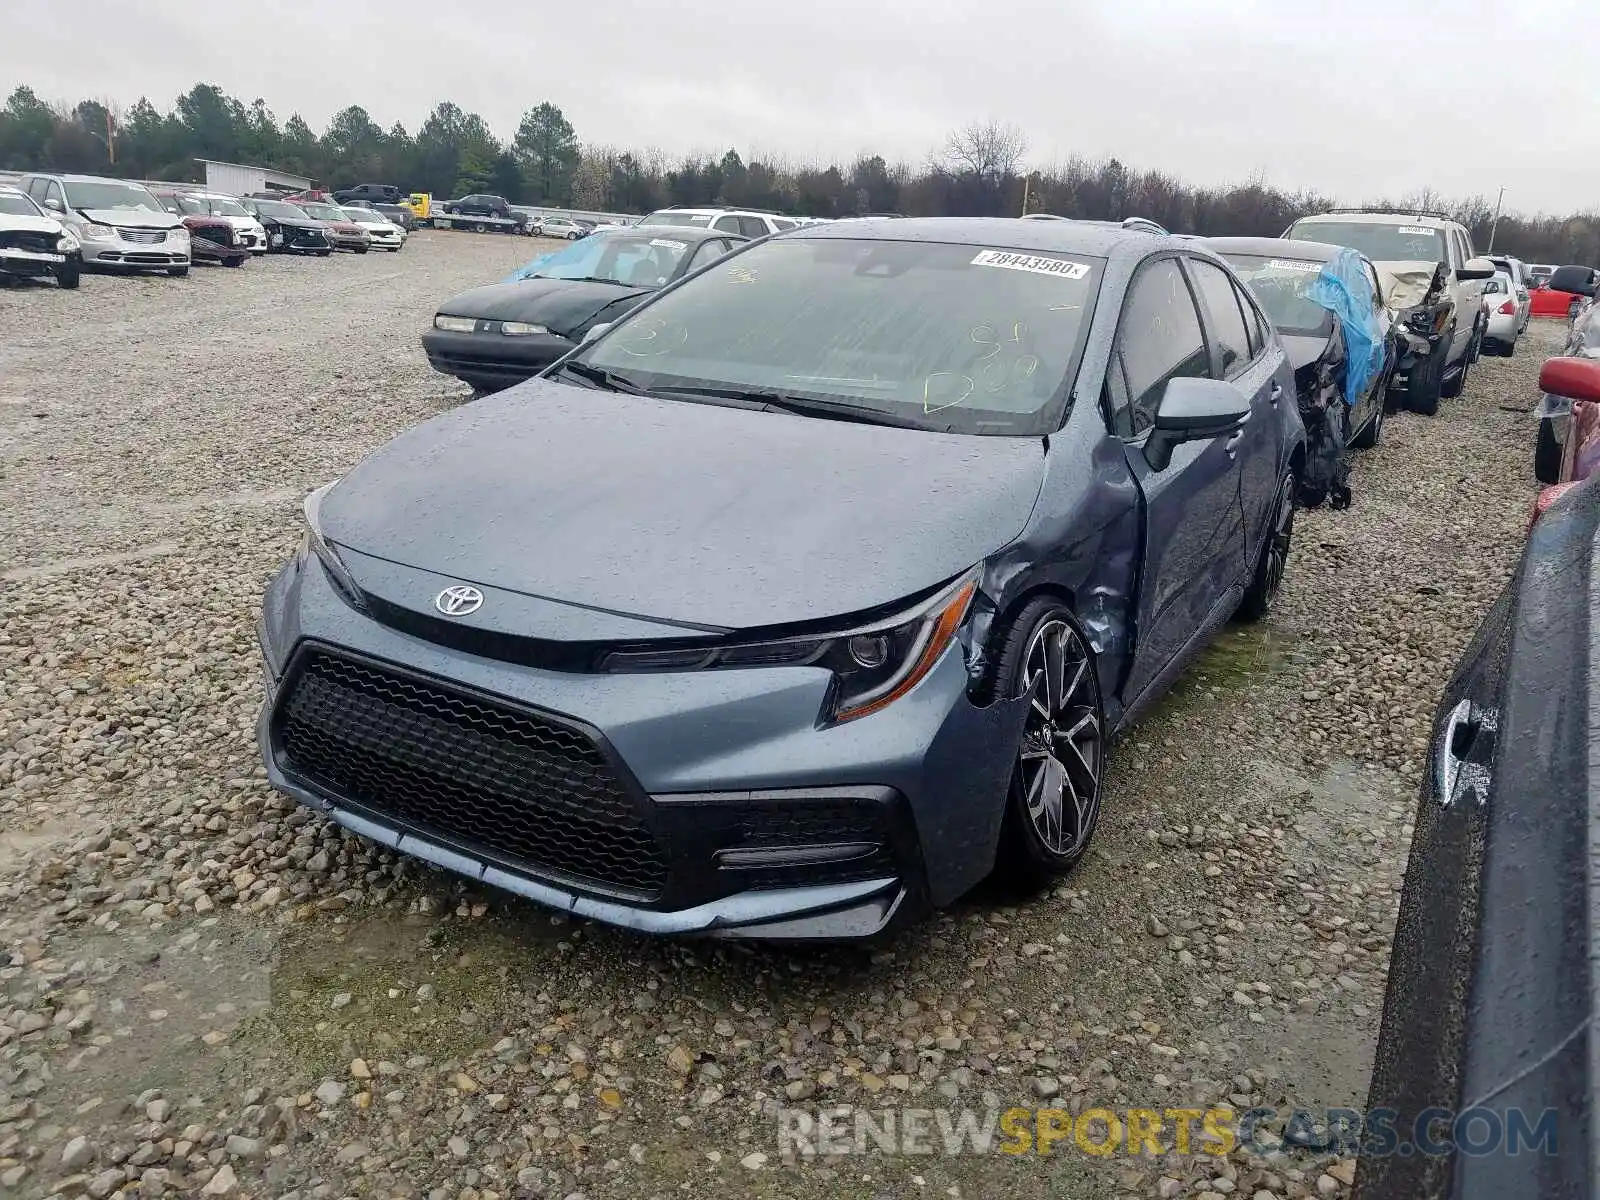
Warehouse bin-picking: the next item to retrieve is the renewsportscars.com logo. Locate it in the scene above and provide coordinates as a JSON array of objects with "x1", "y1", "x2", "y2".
[{"x1": 775, "y1": 1105, "x2": 1559, "y2": 1160}]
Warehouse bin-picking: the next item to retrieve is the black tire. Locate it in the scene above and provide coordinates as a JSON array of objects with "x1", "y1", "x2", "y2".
[
  {"x1": 355, "y1": 245, "x2": 369, "y2": 254},
  {"x1": 448, "y1": 206, "x2": 460, "y2": 216},
  {"x1": 223, "y1": 256, "x2": 244, "y2": 268},
  {"x1": 1405, "y1": 342, "x2": 1445, "y2": 415},
  {"x1": 56, "y1": 258, "x2": 80, "y2": 289},
  {"x1": 1352, "y1": 400, "x2": 1383, "y2": 450},
  {"x1": 167, "y1": 266, "x2": 188, "y2": 277},
  {"x1": 989, "y1": 600, "x2": 1106, "y2": 887},
  {"x1": 1502, "y1": 335, "x2": 1516, "y2": 359},
  {"x1": 1441, "y1": 333, "x2": 1475, "y2": 399},
  {"x1": 1237, "y1": 471, "x2": 1295, "y2": 622},
  {"x1": 317, "y1": 249, "x2": 332, "y2": 257},
  {"x1": 472, "y1": 221, "x2": 487, "y2": 233}
]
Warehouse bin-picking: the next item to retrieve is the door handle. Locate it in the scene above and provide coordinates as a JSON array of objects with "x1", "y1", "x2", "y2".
[
  {"x1": 1269, "y1": 381, "x2": 1284, "y2": 405},
  {"x1": 1434, "y1": 698, "x2": 1497, "y2": 807},
  {"x1": 1223, "y1": 430, "x2": 1245, "y2": 457}
]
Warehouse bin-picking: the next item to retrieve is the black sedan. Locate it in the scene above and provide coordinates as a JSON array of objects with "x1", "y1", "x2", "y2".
[
  {"x1": 1207, "y1": 237, "x2": 1401, "y2": 508},
  {"x1": 243, "y1": 198, "x2": 333, "y2": 256},
  {"x1": 423, "y1": 226, "x2": 746, "y2": 394}
]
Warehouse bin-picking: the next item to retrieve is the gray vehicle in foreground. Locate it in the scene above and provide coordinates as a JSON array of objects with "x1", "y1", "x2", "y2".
[{"x1": 258, "y1": 218, "x2": 1306, "y2": 940}]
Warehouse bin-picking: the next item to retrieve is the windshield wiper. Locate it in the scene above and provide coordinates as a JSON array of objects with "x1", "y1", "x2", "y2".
[
  {"x1": 651, "y1": 385, "x2": 930, "y2": 430},
  {"x1": 536, "y1": 275, "x2": 629, "y2": 287},
  {"x1": 557, "y1": 361, "x2": 656, "y2": 395}
]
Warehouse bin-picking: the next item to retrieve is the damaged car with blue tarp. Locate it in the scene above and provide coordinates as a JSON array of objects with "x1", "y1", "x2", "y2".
[{"x1": 1207, "y1": 237, "x2": 1400, "y2": 510}]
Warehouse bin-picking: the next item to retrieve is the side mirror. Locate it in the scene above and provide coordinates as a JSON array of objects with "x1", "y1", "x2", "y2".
[
  {"x1": 1539, "y1": 357, "x2": 1600, "y2": 406},
  {"x1": 43, "y1": 197, "x2": 63, "y2": 211},
  {"x1": 581, "y1": 322, "x2": 613, "y2": 345},
  {"x1": 1145, "y1": 377, "x2": 1252, "y2": 471},
  {"x1": 1457, "y1": 257, "x2": 1497, "y2": 282},
  {"x1": 1549, "y1": 265, "x2": 1598, "y2": 297}
]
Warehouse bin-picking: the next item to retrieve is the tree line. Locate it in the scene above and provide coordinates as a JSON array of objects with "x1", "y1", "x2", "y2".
[{"x1": 3, "y1": 82, "x2": 1598, "y2": 265}]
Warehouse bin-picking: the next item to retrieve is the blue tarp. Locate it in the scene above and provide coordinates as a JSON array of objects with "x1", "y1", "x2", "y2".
[
  {"x1": 1308, "y1": 247, "x2": 1387, "y2": 408},
  {"x1": 502, "y1": 251, "x2": 557, "y2": 283}
]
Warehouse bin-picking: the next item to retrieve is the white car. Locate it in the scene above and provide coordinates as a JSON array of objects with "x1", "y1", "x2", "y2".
[
  {"x1": 1481, "y1": 269, "x2": 1524, "y2": 356},
  {"x1": 0, "y1": 185, "x2": 81, "y2": 288},
  {"x1": 341, "y1": 206, "x2": 406, "y2": 251},
  {"x1": 535, "y1": 216, "x2": 584, "y2": 240},
  {"x1": 1486, "y1": 253, "x2": 1532, "y2": 334},
  {"x1": 175, "y1": 191, "x2": 270, "y2": 254},
  {"x1": 18, "y1": 172, "x2": 190, "y2": 276},
  {"x1": 635, "y1": 206, "x2": 799, "y2": 237}
]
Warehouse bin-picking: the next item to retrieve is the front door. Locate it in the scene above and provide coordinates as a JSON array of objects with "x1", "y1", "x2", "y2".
[{"x1": 1105, "y1": 256, "x2": 1248, "y2": 706}]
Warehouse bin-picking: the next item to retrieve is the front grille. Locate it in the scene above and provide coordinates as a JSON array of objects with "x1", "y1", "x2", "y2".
[
  {"x1": 0, "y1": 230, "x2": 54, "y2": 253},
  {"x1": 193, "y1": 225, "x2": 233, "y2": 246},
  {"x1": 120, "y1": 228, "x2": 167, "y2": 244},
  {"x1": 275, "y1": 650, "x2": 668, "y2": 896}
]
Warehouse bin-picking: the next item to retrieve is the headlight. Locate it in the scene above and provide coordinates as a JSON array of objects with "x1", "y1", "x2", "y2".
[
  {"x1": 500, "y1": 321, "x2": 548, "y2": 336},
  {"x1": 79, "y1": 222, "x2": 116, "y2": 241},
  {"x1": 600, "y1": 569, "x2": 979, "y2": 724},
  {"x1": 169, "y1": 227, "x2": 190, "y2": 243},
  {"x1": 301, "y1": 482, "x2": 366, "y2": 610},
  {"x1": 56, "y1": 232, "x2": 79, "y2": 252},
  {"x1": 434, "y1": 315, "x2": 477, "y2": 333}
]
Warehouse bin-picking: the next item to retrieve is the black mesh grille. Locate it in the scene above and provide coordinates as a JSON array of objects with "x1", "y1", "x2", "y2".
[
  {"x1": 275, "y1": 650, "x2": 667, "y2": 896},
  {"x1": 0, "y1": 230, "x2": 55, "y2": 253}
]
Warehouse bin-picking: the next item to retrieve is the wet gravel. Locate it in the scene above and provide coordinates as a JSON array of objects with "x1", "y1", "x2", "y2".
[{"x1": 0, "y1": 239, "x2": 1548, "y2": 1200}]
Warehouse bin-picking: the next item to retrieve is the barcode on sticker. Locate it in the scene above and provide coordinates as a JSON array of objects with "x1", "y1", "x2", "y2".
[
  {"x1": 1397, "y1": 226, "x2": 1435, "y2": 235},
  {"x1": 1265, "y1": 259, "x2": 1323, "y2": 273},
  {"x1": 970, "y1": 250, "x2": 1089, "y2": 280}
]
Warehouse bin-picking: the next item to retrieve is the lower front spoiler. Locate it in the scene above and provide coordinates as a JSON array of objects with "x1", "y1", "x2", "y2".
[{"x1": 266, "y1": 765, "x2": 909, "y2": 940}]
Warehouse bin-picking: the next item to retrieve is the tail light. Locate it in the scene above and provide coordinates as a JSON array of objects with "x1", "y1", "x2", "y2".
[
  {"x1": 1498, "y1": 300, "x2": 1516, "y2": 316},
  {"x1": 1529, "y1": 482, "x2": 1579, "y2": 532}
]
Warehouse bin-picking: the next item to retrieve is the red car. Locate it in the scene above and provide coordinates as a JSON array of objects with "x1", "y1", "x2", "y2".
[
  {"x1": 1529, "y1": 275, "x2": 1591, "y2": 319},
  {"x1": 152, "y1": 191, "x2": 249, "y2": 268},
  {"x1": 1532, "y1": 355, "x2": 1600, "y2": 525}
]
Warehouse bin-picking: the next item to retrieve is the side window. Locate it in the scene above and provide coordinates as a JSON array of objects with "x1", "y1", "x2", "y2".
[
  {"x1": 1458, "y1": 227, "x2": 1476, "y2": 260},
  {"x1": 738, "y1": 216, "x2": 769, "y2": 238},
  {"x1": 685, "y1": 239, "x2": 730, "y2": 272},
  {"x1": 1232, "y1": 276, "x2": 1266, "y2": 357},
  {"x1": 1102, "y1": 346, "x2": 1134, "y2": 438},
  {"x1": 1116, "y1": 258, "x2": 1211, "y2": 436},
  {"x1": 1365, "y1": 262, "x2": 1384, "y2": 310},
  {"x1": 1187, "y1": 259, "x2": 1253, "y2": 378},
  {"x1": 772, "y1": 218, "x2": 796, "y2": 231},
  {"x1": 45, "y1": 181, "x2": 65, "y2": 209},
  {"x1": 711, "y1": 215, "x2": 741, "y2": 234}
]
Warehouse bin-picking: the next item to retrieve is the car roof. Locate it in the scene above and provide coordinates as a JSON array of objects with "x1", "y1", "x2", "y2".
[
  {"x1": 1294, "y1": 211, "x2": 1457, "y2": 229},
  {"x1": 789, "y1": 215, "x2": 1175, "y2": 258},
  {"x1": 1202, "y1": 236, "x2": 1357, "y2": 263},
  {"x1": 611, "y1": 226, "x2": 744, "y2": 245},
  {"x1": 648, "y1": 207, "x2": 776, "y2": 218}
]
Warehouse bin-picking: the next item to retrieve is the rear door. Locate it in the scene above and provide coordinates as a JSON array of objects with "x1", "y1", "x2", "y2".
[
  {"x1": 1185, "y1": 256, "x2": 1286, "y2": 544},
  {"x1": 1106, "y1": 255, "x2": 1249, "y2": 706}
]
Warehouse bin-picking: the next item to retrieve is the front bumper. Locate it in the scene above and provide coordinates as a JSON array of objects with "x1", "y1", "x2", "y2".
[
  {"x1": 79, "y1": 236, "x2": 187, "y2": 268},
  {"x1": 328, "y1": 231, "x2": 370, "y2": 250},
  {"x1": 256, "y1": 554, "x2": 1027, "y2": 939},
  {"x1": 421, "y1": 327, "x2": 575, "y2": 391},
  {"x1": 0, "y1": 247, "x2": 67, "y2": 277}
]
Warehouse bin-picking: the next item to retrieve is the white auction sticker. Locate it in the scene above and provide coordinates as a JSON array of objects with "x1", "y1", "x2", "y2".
[
  {"x1": 1397, "y1": 226, "x2": 1435, "y2": 235},
  {"x1": 1265, "y1": 259, "x2": 1323, "y2": 273},
  {"x1": 970, "y1": 250, "x2": 1089, "y2": 280},
  {"x1": 649, "y1": 238, "x2": 686, "y2": 250}
]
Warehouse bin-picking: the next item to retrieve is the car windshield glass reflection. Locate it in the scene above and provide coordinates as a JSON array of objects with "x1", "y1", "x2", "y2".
[
  {"x1": 0, "y1": 194, "x2": 39, "y2": 217},
  {"x1": 575, "y1": 237, "x2": 1103, "y2": 436},
  {"x1": 66, "y1": 181, "x2": 163, "y2": 211},
  {"x1": 532, "y1": 234, "x2": 689, "y2": 286},
  {"x1": 1222, "y1": 254, "x2": 1335, "y2": 338}
]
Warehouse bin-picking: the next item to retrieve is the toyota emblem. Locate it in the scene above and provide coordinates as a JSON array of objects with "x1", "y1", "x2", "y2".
[{"x1": 435, "y1": 585, "x2": 484, "y2": 616}]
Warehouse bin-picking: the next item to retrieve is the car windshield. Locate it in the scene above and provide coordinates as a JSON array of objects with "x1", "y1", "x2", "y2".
[
  {"x1": 346, "y1": 209, "x2": 384, "y2": 224},
  {"x1": 638, "y1": 212, "x2": 710, "y2": 227},
  {"x1": 172, "y1": 195, "x2": 206, "y2": 214},
  {"x1": 204, "y1": 197, "x2": 250, "y2": 217},
  {"x1": 300, "y1": 203, "x2": 342, "y2": 221},
  {"x1": 253, "y1": 201, "x2": 305, "y2": 220},
  {"x1": 64, "y1": 180, "x2": 162, "y2": 212},
  {"x1": 1221, "y1": 254, "x2": 1335, "y2": 338},
  {"x1": 0, "y1": 193, "x2": 40, "y2": 217},
  {"x1": 532, "y1": 233, "x2": 690, "y2": 286},
  {"x1": 1289, "y1": 220, "x2": 1447, "y2": 264},
  {"x1": 574, "y1": 237, "x2": 1104, "y2": 436}
]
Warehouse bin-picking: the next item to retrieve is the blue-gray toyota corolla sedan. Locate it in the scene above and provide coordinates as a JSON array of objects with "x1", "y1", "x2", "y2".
[{"x1": 259, "y1": 217, "x2": 1305, "y2": 940}]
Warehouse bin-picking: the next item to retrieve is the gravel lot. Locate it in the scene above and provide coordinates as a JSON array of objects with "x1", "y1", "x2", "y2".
[{"x1": 0, "y1": 233, "x2": 1547, "y2": 1200}]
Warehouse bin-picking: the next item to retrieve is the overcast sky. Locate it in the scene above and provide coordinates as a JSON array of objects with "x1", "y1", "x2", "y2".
[{"x1": 7, "y1": 0, "x2": 1597, "y2": 214}]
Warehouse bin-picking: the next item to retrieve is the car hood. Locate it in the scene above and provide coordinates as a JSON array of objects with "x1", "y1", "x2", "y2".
[
  {"x1": 0, "y1": 214, "x2": 63, "y2": 236},
  {"x1": 1281, "y1": 333, "x2": 1332, "y2": 373},
  {"x1": 438, "y1": 279, "x2": 652, "y2": 337},
  {"x1": 265, "y1": 214, "x2": 322, "y2": 230},
  {"x1": 77, "y1": 208, "x2": 183, "y2": 230},
  {"x1": 319, "y1": 379, "x2": 1046, "y2": 631},
  {"x1": 323, "y1": 221, "x2": 366, "y2": 234},
  {"x1": 1376, "y1": 259, "x2": 1447, "y2": 310}
]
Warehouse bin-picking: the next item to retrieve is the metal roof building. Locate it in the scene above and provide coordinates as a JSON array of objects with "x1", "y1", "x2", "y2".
[{"x1": 197, "y1": 159, "x2": 314, "y2": 196}]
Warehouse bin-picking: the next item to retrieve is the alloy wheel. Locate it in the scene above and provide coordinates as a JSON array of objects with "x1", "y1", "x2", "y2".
[
  {"x1": 1018, "y1": 619, "x2": 1102, "y2": 858},
  {"x1": 1265, "y1": 479, "x2": 1295, "y2": 601}
]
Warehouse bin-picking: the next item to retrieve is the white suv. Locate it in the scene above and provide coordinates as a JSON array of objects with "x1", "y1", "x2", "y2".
[
  {"x1": 636, "y1": 207, "x2": 798, "y2": 238},
  {"x1": 1284, "y1": 210, "x2": 1496, "y2": 415}
]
